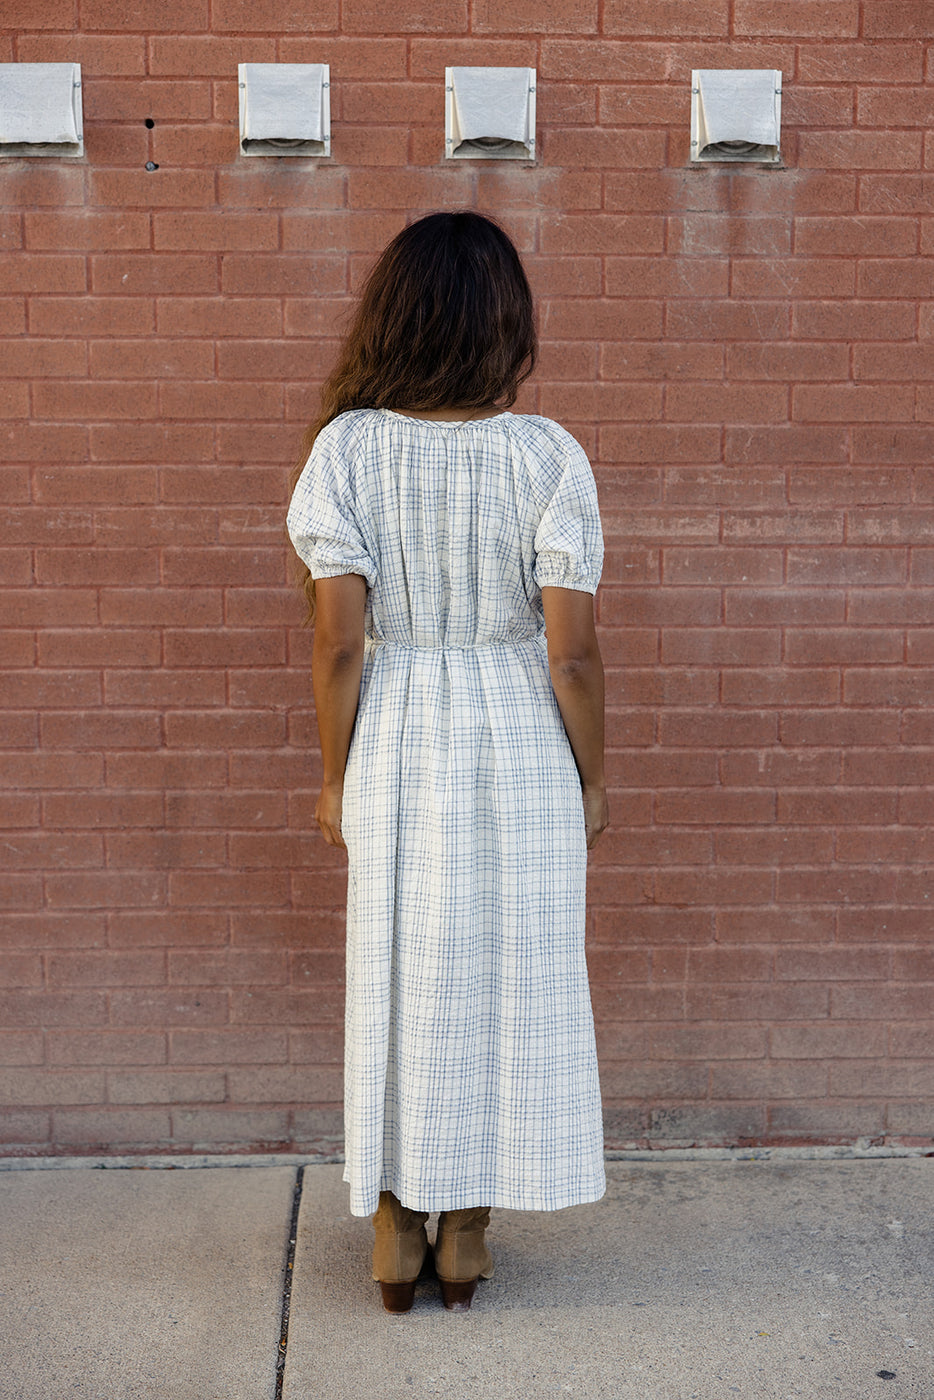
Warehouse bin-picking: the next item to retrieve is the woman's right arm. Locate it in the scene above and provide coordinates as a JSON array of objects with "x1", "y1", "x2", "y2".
[{"x1": 541, "y1": 586, "x2": 608, "y2": 849}]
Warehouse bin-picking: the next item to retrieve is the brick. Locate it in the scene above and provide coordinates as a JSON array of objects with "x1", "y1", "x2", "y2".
[
  {"x1": 666, "y1": 300, "x2": 789, "y2": 341},
  {"x1": 0, "y1": 794, "x2": 38, "y2": 827},
  {"x1": 6, "y1": 1106, "x2": 64, "y2": 1150},
  {"x1": 784, "y1": 628, "x2": 902, "y2": 665},
  {"x1": 169, "y1": 870, "x2": 289, "y2": 907},
  {"x1": 789, "y1": 469, "x2": 910, "y2": 506},
  {"x1": 721, "y1": 669, "x2": 840, "y2": 706},
  {"x1": 668, "y1": 215, "x2": 791, "y2": 259},
  {"x1": 91, "y1": 424, "x2": 213, "y2": 465},
  {"x1": 82, "y1": 0, "x2": 206, "y2": 24},
  {"x1": 280, "y1": 36, "x2": 407, "y2": 77},
  {"x1": 862, "y1": 174, "x2": 934, "y2": 215},
  {"x1": 45, "y1": 871, "x2": 166, "y2": 910},
  {"x1": 0, "y1": 255, "x2": 86, "y2": 294},
  {"x1": 170, "y1": 1029, "x2": 287, "y2": 1064},
  {"x1": 655, "y1": 870, "x2": 773, "y2": 908},
  {"x1": 839, "y1": 827, "x2": 934, "y2": 865},
  {"x1": 84, "y1": 78, "x2": 212, "y2": 122},
  {"x1": 796, "y1": 213, "x2": 919, "y2": 258},
  {"x1": 722, "y1": 511, "x2": 842, "y2": 546},
  {"x1": 104, "y1": 751, "x2": 226, "y2": 789},
  {"x1": 799, "y1": 42, "x2": 922, "y2": 83},
  {"x1": 104, "y1": 669, "x2": 225, "y2": 708},
  {"x1": 227, "y1": 1065, "x2": 343, "y2": 1103},
  {"x1": 99, "y1": 589, "x2": 221, "y2": 627},
  {"x1": 714, "y1": 828, "x2": 834, "y2": 867},
  {"x1": 2, "y1": 670, "x2": 101, "y2": 708},
  {"x1": 801, "y1": 131, "x2": 922, "y2": 170},
  {"x1": 716, "y1": 908, "x2": 834, "y2": 944},
  {"x1": 33, "y1": 381, "x2": 158, "y2": 422},
  {"x1": 665, "y1": 383, "x2": 787, "y2": 425},
  {"x1": 107, "y1": 912, "x2": 227, "y2": 948},
  {"x1": 655, "y1": 789, "x2": 775, "y2": 825},
  {"x1": 49, "y1": 1030, "x2": 167, "y2": 1058},
  {"x1": 37, "y1": 547, "x2": 158, "y2": 587},
  {"x1": 29, "y1": 297, "x2": 154, "y2": 337},
  {"x1": 0, "y1": 991, "x2": 106, "y2": 1027},
  {"x1": 686, "y1": 983, "x2": 829, "y2": 1022},
  {"x1": 786, "y1": 549, "x2": 906, "y2": 585},
  {"x1": 106, "y1": 832, "x2": 226, "y2": 869},
  {"x1": 604, "y1": 0, "x2": 726, "y2": 32},
  {"x1": 0, "y1": 833, "x2": 101, "y2": 871},
  {"x1": 0, "y1": 1032, "x2": 43, "y2": 1066},
  {"x1": 168, "y1": 950, "x2": 286, "y2": 985},
  {"x1": 711, "y1": 1062, "x2": 830, "y2": 1101},
  {"x1": 849, "y1": 508, "x2": 934, "y2": 545},
  {"x1": 53, "y1": 1108, "x2": 170, "y2": 1146},
  {"x1": 89, "y1": 339, "x2": 213, "y2": 380},
  {"x1": 24, "y1": 211, "x2": 150, "y2": 251},
  {"x1": 542, "y1": 298, "x2": 662, "y2": 340},
  {"x1": 171, "y1": 1107, "x2": 288, "y2": 1145},
  {"x1": 659, "y1": 628, "x2": 780, "y2": 666},
  {"x1": 541, "y1": 211, "x2": 665, "y2": 255},
  {"x1": 160, "y1": 382, "x2": 282, "y2": 421},
  {"x1": 107, "y1": 1070, "x2": 226, "y2": 1104},
  {"x1": 727, "y1": 342, "x2": 849, "y2": 382},
  {"x1": 604, "y1": 255, "x2": 728, "y2": 299},
  {"x1": 793, "y1": 300, "x2": 915, "y2": 341},
  {"x1": 108, "y1": 990, "x2": 229, "y2": 1027},
  {"x1": 47, "y1": 952, "x2": 164, "y2": 988},
  {"x1": 41, "y1": 791, "x2": 162, "y2": 830},
  {"x1": 89, "y1": 169, "x2": 215, "y2": 209},
  {"x1": 1, "y1": 338, "x2": 87, "y2": 377},
  {"x1": 0, "y1": 1071, "x2": 103, "y2": 1107},
  {"x1": 844, "y1": 666, "x2": 934, "y2": 705},
  {"x1": 647, "y1": 1104, "x2": 766, "y2": 1143},
  {"x1": 644, "y1": 1024, "x2": 765, "y2": 1060},
  {"x1": 601, "y1": 425, "x2": 720, "y2": 465},
  {"x1": 157, "y1": 297, "x2": 282, "y2": 337},
  {"x1": 662, "y1": 548, "x2": 783, "y2": 587},
  {"x1": 777, "y1": 787, "x2": 897, "y2": 824},
  {"x1": 152, "y1": 211, "x2": 278, "y2": 252},
  {"x1": 0, "y1": 954, "x2": 42, "y2": 988},
  {"x1": 216, "y1": 339, "x2": 335, "y2": 383},
  {"x1": 0, "y1": 300, "x2": 26, "y2": 336},
  {"x1": 90, "y1": 254, "x2": 216, "y2": 296},
  {"x1": 856, "y1": 427, "x2": 934, "y2": 463},
  {"x1": 776, "y1": 946, "x2": 890, "y2": 982},
  {"x1": 148, "y1": 35, "x2": 276, "y2": 75},
  {"x1": 780, "y1": 709, "x2": 897, "y2": 748},
  {"x1": 38, "y1": 630, "x2": 160, "y2": 669},
  {"x1": 730, "y1": 258, "x2": 855, "y2": 300},
  {"x1": 831, "y1": 1061, "x2": 933, "y2": 1097}
]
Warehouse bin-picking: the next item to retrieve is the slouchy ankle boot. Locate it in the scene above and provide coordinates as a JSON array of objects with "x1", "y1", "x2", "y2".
[
  {"x1": 434, "y1": 1206, "x2": 494, "y2": 1311},
  {"x1": 371, "y1": 1190, "x2": 431, "y2": 1313}
]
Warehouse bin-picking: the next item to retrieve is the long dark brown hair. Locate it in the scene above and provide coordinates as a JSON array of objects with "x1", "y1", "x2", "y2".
[{"x1": 289, "y1": 210, "x2": 537, "y2": 622}]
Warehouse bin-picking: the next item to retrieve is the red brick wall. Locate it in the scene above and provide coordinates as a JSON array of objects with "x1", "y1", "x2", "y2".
[{"x1": 2, "y1": 2, "x2": 933, "y2": 1155}]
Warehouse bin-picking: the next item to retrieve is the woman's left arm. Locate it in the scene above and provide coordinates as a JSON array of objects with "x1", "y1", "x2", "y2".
[{"x1": 310, "y1": 573, "x2": 368, "y2": 849}]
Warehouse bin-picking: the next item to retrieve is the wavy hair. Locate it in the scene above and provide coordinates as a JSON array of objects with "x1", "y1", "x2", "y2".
[{"x1": 289, "y1": 211, "x2": 537, "y2": 622}]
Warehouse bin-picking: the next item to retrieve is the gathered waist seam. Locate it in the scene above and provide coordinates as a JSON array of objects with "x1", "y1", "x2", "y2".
[{"x1": 365, "y1": 636, "x2": 544, "y2": 653}]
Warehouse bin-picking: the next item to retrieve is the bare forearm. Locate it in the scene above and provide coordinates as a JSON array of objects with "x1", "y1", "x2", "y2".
[
  {"x1": 548, "y1": 651, "x2": 605, "y2": 790},
  {"x1": 311, "y1": 642, "x2": 364, "y2": 786}
]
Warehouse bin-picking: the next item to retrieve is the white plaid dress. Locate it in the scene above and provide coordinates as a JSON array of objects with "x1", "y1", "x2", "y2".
[{"x1": 288, "y1": 408, "x2": 606, "y2": 1216}]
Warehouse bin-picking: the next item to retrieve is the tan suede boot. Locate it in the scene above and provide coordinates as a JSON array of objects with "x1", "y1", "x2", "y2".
[
  {"x1": 371, "y1": 1190, "x2": 431, "y2": 1313},
  {"x1": 434, "y1": 1206, "x2": 494, "y2": 1310}
]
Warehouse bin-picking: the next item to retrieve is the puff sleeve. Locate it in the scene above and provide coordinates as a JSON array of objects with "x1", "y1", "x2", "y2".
[
  {"x1": 286, "y1": 421, "x2": 377, "y2": 588},
  {"x1": 532, "y1": 436, "x2": 604, "y2": 595}
]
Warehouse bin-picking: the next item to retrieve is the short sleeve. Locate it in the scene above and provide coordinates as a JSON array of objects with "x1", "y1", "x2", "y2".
[
  {"x1": 533, "y1": 437, "x2": 604, "y2": 594},
  {"x1": 286, "y1": 421, "x2": 377, "y2": 588}
]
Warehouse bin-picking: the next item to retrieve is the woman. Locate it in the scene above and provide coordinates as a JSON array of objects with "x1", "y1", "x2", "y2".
[{"x1": 287, "y1": 211, "x2": 608, "y2": 1313}]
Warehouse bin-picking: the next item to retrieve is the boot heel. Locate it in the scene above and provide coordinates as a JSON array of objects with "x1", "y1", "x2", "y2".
[
  {"x1": 440, "y1": 1277, "x2": 478, "y2": 1311},
  {"x1": 379, "y1": 1279, "x2": 417, "y2": 1313}
]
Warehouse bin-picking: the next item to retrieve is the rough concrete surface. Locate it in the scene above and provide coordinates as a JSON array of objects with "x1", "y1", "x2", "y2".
[
  {"x1": 0, "y1": 1165, "x2": 294, "y2": 1400},
  {"x1": 284, "y1": 1159, "x2": 934, "y2": 1400},
  {"x1": 0, "y1": 1156, "x2": 931, "y2": 1400}
]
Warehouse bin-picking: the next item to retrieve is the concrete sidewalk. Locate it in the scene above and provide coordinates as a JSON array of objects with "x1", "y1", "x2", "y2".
[{"x1": 0, "y1": 1156, "x2": 931, "y2": 1400}]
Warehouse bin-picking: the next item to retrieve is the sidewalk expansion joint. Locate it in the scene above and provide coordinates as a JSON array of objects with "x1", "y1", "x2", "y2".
[{"x1": 275, "y1": 1164, "x2": 305, "y2": 1400}]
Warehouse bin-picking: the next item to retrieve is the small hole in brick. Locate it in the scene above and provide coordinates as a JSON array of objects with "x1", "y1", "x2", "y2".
[
  {"x1": 145, "y1": 161, "x2": 159, "y2": 171},
  {"x1": 144, "y1": 117, "x2": 155, "y2": 128}
]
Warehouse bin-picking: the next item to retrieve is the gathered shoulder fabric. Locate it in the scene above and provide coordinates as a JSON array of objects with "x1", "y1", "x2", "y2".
[{"x1": 287, "y1": 409, "x2": 606, "y2": 1216}]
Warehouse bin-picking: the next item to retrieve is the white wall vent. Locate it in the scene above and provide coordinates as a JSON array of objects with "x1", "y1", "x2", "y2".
[
  {"x1": 238, "y1": 63, "x2": 330, "y2": 158},
  {"x1": 445, "y1": 67, "x2": 536, "y2": 161},
  {"x1": 691, "y1": 69, "x2": 782, "y2": 164},
  {"x1": 0, "y1": 63, "x2": 83, "y2": 159}
]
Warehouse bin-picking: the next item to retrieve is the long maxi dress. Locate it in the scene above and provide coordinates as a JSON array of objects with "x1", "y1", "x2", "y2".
[{"x1": 287, "y1": 407, "x2": 606, "y2": 1217}]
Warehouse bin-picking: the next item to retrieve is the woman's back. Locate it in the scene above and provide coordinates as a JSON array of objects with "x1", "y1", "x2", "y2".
[{"x1": 293, "y1": 408, "x2": 602, "y2": 651}]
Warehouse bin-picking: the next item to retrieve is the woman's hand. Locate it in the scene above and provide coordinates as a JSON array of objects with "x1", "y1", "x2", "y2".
[
  {"x1": 315, "y1": 780, "x2": 346, "y2": 849},
  {"x1": 582, "y1": 783, "x2": 609, "y2": 850}
]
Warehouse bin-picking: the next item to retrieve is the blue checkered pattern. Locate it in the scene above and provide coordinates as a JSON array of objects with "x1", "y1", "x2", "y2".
[{"x1": 288, "y1": 409, "x2": 606, "y2": 1216}]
